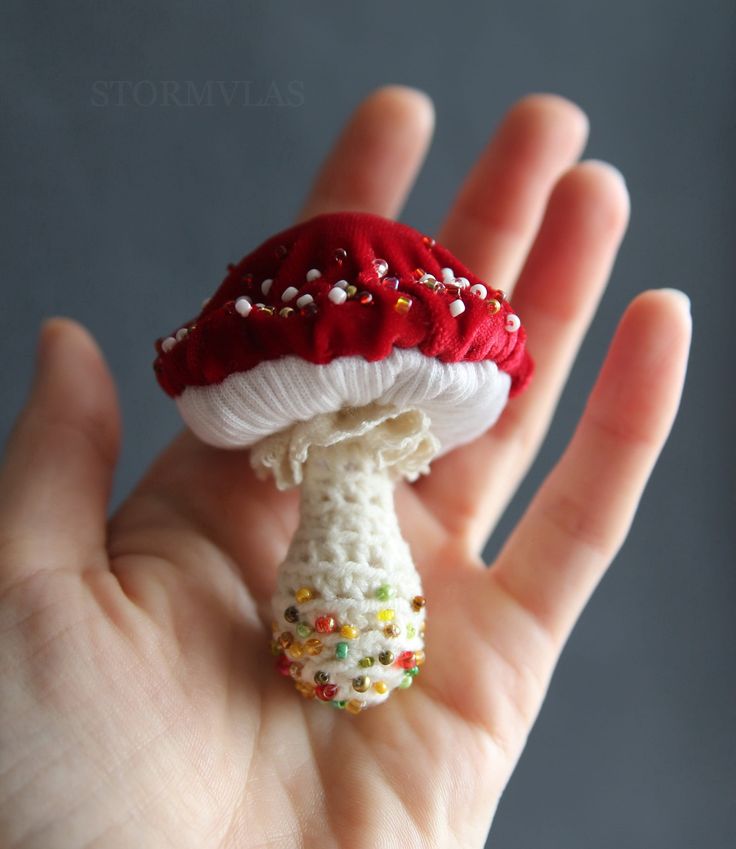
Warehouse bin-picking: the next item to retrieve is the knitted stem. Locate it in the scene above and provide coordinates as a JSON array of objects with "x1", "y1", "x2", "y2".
[{"x1": 257, "y1": 405, "x2": 436, "y2": 710}]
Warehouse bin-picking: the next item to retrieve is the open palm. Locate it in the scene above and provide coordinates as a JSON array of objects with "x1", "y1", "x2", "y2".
[{"x1": 0, "y1": 88, "x2": 690, "y2": 849}]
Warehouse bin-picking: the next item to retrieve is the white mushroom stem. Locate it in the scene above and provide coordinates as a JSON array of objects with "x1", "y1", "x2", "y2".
[{"x1": 251, "y1": 405, "x2": 438, "y2": 709}]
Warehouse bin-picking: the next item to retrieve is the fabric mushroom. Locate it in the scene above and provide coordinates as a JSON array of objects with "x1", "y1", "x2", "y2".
[{"x1": 154, "y1": 211, "x2": 533, "y2": 714}]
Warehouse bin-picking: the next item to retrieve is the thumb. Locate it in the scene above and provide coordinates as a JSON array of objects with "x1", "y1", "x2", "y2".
[{"x1": 0, "y1": 319, "x2": 121, "y2": 585}]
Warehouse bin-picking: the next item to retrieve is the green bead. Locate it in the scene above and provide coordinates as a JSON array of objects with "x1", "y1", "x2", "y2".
[
  {"x1": 296, "y1": 623, "x2": 312, "y2": 638},
  {"x1": 407, "y1": 666, "x2": 420, "y2": 677},
  {"x1": 359, "y1": 656, "x2": 375, "y2": 668},
  {"x1": 406, "y1": 624, "x2": 416, "y2": 638},
  {"x1": 335, "y1": 642, "x2": 349, "y2": 660},
  {"x1": 375, "y1": 584, "x2": 394, "y2": 601},
  {"x1": 332, "y1": 700, "x2": 347, "y2": 709},
  {"x1": 399, "y1": 674, "x2": 413, "y2": 689}
]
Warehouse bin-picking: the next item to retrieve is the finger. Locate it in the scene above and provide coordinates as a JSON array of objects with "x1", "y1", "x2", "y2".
[
  {"x1": 0, "y1": 319, "x2": 120, "y2": 583},
  {"x1": 416, "y1": 161, "x2": 630, "y2": 551},
  {"x1": 437, "y1": 94, "x2": 588, "y2": 293},
  {"x1": 297, "y1": 84, "x2": 434, "y2": 222},
  {"x1": 489, "y1": 289, "x2": 692, "y2": 647}
]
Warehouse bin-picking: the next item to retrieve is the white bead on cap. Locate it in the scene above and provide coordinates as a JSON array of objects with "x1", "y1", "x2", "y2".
[
  {"x1": 505, "y1": 314, "x2": 521, "y2": 332},
  {"x1": 449, "y1": 299, "x2": 466, "y2": 317}
]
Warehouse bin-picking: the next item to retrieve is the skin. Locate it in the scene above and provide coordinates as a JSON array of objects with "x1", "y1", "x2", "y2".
[{"x1": 0, "y1": 87, "x2": 691, "y2": 849}]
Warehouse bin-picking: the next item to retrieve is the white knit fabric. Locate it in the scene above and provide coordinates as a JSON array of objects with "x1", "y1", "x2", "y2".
[
  {"x1": 177, "y1": 347, "x2": 511, "y2": 456},
  {"x1": 263, "y1": 411, "x2": 430, "y2": 708}
]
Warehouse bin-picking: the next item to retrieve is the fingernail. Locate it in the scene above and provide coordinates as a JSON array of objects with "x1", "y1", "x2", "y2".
[{"x1": 659, "y1": 288, "x2": 691, "y2": 314}]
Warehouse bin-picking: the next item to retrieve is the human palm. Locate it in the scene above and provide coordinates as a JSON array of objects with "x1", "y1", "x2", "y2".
[{"x1": 0, "y1": 88, "x2": 690, "y2": 849}]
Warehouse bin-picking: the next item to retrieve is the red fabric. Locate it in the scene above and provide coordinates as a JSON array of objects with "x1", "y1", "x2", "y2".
[{"x1": 154, "y1": 212, "x2": 533, "y2": 397}]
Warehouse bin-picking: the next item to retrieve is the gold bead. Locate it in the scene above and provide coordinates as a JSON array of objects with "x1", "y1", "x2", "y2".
[
  {"x1": 359, "y1": 656, "x2": 375, "y2": 668},
  {"x1": 314, "y1": 670, "x2": 330, "y2": 685},
  {"x1": 304, "y1": 638, "x2": 323, "y2": 656},
  {"x1": 414, "y1": 649, "x2": 426, "y2": 666},
  {"x1": 289, "y1": 662, "x2": 302, "y2": 679},
  {"x1": 487, "y1": 298, "x2": 501, "y2": 314},
  {"x1": 345, "y1": 699, "x2": 365, "y2": 715},
  {"x1": 295, "y1": 587, "x2": 314, "y2": 603},
  {"x1": 373, "y1": 681, "x2": 388, "y2": 695},
  {"x1": 279, "y1": 307, "x2": 295, "y2": 318},
  {"x1": 346, "y1": 284, "x2": 357, "y2": 298},
  {"x1": 287, "y1": 642, "x2": 304, "y2": 659},
  {"x1": 278, "y1": 632, "x2": 294, "y2": 649},
  {"x1": 377, "y1": 608, "x2": 395, "y2": 622},
  {"x1": 295, "y1": 680, "x2": 315, "y2": 699},
  {"x1": 340, "y1": 624, "x2": 359, "y2": 639},
  {"x1": 378, "y1": 650, "x2": 394, "y2": 665},
  {"x1": 411, "y1": 595, "x2": 426, "y2": 612},
  {"x1": 383, "y1": 624, "x2": 401, "y2": 638},
  {"x1": 352, "y1": 675, "x2": 370, "y2": 693}
]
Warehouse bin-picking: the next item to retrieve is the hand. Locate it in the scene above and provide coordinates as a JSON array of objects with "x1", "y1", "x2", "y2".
[{"x1": 0, "y1": 87, "x2": 690, "y2": 849}]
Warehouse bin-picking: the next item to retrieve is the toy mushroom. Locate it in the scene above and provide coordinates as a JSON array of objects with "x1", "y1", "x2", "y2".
[{"x1": 154, "y1": 211, "x2": 532, "y2": 714}]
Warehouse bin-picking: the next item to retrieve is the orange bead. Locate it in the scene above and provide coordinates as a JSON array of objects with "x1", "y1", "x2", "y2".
[
  {"x1": 345, "y1": 699, "x2": 365, "y2": 715},
  {"x1": 304, "y1": 638, "x2": 323, "y2": 656}
]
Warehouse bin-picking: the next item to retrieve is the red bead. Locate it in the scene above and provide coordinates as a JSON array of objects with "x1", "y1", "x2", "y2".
[
  {"x1": 397, "y1": 650, "x2": 415, "y2": 669},
  {"x1": 315, "y1": 615, "x2": 337, "y2": 633},
  {"x1": 357, "y1": 291, "x2": 373, "y2": 305},
  {"x1": 276, "y1": 654, "x2": 292, "y2": 676},
  {"x1": 422, "y1": 235, "x2": 436, "y2": 248},
  {"x1": 315, "y1": 682, "x2": 339, "y2": 701}
]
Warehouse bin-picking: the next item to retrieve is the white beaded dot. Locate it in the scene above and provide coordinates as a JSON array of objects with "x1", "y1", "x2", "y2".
[
  {"x1": 296, "y1": 294, "x2": 314, "y2": 309},
  {"x1": 281, "y1": 286, "x2": 299, "y2": 302},
  {"x1": 261, "y1": 279, "x2": 273, "y2": 295},
  {"x1": 469, "y1": 283, "x2": 487, "y2": 299},
  {"x1": 328, "y1": 287, "x2": 348, "y2": 305},
  {"x1": 334, "y1": 279, "x2": 349, "y2": 289},
  {"x1": 441, "y1": 267, "x2": 455, "y2": 281},
  {"x1": 306, "y1": 268, "x2": 321, "y2": 282},
  {"x1": 455, "y1": 276, "x2": 469, "y2": 289},
  {"x1": 449, "y1": 299, "x2": 466, "y2": 317},
  {"x1": 161, "y1": 336, "x2": 176, "y2": 352},
  {"x1": 175, "y1": 328, "x2": 188, "y2": 341},
  {"x1": 505, "y1": 314, "x2": 521, "y2": 332},
  {"x1": 235, "y1": 297, "x2": 253, "y2": 317}
]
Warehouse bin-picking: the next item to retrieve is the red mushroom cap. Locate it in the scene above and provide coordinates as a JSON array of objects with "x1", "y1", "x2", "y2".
[{"x1": 153, "y1": 212, "x2": 533, "y2": 398}]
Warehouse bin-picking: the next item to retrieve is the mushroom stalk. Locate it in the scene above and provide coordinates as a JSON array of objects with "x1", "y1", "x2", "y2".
[{"x1": 255, "y1": 406, "x2": 437, "y2": 709}]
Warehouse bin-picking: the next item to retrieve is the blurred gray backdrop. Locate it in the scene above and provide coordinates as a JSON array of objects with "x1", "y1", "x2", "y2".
[{"x1": 1, "y1": 1, "x2": 734, "y2": 847}]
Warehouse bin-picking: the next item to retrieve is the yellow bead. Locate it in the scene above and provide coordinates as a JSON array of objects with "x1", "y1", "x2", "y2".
[
  {"x1": 340, "y1": 624, "x2": 359, "y2": 639},
  {"x1": 304, "y1": 638, "x2": 323, "y2": 656},
  {"x1": 295, "y1": 587, "x2": 314, "y2": 603},
  {"x1": 394, "y1": 295, "x2": 413, "y2": 314},
  {"x1": 345, "y1": 699, "x2": 365, "y2": 715},
  {"x1": 377, "y1": 608, "x2": 395, "y2": 622},
  {"x1": 373, "y1": 681, "x2": 388, "y2": 695},
  {"x1": 414, "y1": 649, "x2": 426, "y2": 666},
  {"x1": 287, "y1": 642, "x2": 304, "y2": 658}
]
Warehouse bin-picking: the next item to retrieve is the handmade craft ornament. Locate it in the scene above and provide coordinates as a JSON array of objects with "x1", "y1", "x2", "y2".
[{"x1": 154, "y1": 211, "x2": 532, "y2": 713}]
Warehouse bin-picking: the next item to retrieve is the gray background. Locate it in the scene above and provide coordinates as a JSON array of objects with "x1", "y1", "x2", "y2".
[{"x1": 1, "y1": 1, "x2": 734, "y2": 846}]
